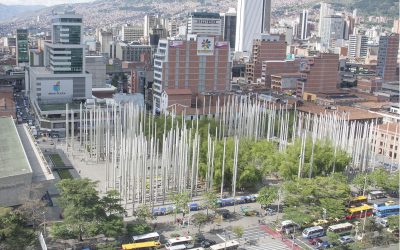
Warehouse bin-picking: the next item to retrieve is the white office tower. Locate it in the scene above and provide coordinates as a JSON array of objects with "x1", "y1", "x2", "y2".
[
  {"x1": 121, "y1": 25, "x2": 143, "y2": 42},
  {"x1": 320, "y1": 15, "x2": 344, "y2": 50},
  {"x1": 99, "y1": 31, "x2": 113, "y2": 56},
  {"x1": 28, "y1": 11, "x2": 92, "y2": 104},
  {"x1": 318, "y1": 2, "x2": 333, "y2": 37},
  {"x1": 300, "y1": 9, "x2": 309, "y2": 40},
  {"x1": 144, "y1": 14, "x2": 165, "y2": 39},
  {"x1": 348, "y1": 34, "x2": 368, "y2": 58},
  {"x1": 187, "y1": 12, "x2": 222, "y2": 36},
  {"x1": 235, "y1": 0, "x2": 271, "y2": 52}
]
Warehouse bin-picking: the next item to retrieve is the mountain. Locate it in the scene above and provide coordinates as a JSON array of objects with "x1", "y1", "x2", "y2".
[
  {"x1": 325, "y1": 0, "x2": 399, "y2": 18},
  {"x1": 0, "y1": 4, "x2": 45, "y2": 21}
]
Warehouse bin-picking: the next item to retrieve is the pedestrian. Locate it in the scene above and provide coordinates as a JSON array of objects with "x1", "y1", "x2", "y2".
[{"x1": 79, "y1": 170, "x2": 81, "y2": 174}]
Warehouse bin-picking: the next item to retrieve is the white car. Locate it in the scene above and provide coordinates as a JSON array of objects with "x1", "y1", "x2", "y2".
[{"x1": 339, "y1": 235, "x2": 354, "y2": 244}]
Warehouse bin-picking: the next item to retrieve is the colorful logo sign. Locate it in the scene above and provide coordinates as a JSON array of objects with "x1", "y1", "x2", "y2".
[
  {"x1": 53, "y1": 81, "x2": 61, "y2": 92},
  {"x1": 197, "y1": 37, "x2": 215, "y2": 56},
  {"x1": 201, "y1": 38, "x2": 212, "y2": 49}
]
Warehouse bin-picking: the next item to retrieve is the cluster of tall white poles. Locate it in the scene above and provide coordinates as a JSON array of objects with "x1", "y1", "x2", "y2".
[{"x1": 64, "y1": 95, "x2": 393, "y2": 211}]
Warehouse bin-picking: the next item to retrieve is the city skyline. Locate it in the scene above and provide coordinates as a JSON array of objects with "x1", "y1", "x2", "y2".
[{"x1": 0, "y1": 0, "x2": 93, "y2": 6}]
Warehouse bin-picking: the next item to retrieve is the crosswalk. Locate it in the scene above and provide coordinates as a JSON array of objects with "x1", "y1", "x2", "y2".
[{"x1": 217, "y1": 226, "x2": 290, "y2": 250}]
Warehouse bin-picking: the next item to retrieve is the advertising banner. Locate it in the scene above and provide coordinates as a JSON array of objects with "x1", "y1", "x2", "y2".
[
  {"x1": 197, "y1": 37, "x2": 215, "y2": 56},
  {"x1": 169, "y1": 40, "x2": 184, "y2": 48},
  {"x1": 215, "y1": 41, "x2": 229, "y2": 49},
  {"x1": 40, "y1": 79, "x2": 73, "y2": 99}
]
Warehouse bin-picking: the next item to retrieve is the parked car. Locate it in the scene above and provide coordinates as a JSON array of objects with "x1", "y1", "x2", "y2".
[
  {"x1": 385, "y1": 200, "x2": 396, "y2": 206},
  {"x1": 200, "y1": 239, "x2": 216, "y2": 248},
  {"x1": 339, "y1": 235, "x2": 354, "y2": 244},
  {"x1": 216, "y1": 209, "x2": 230, "y2": 219}
]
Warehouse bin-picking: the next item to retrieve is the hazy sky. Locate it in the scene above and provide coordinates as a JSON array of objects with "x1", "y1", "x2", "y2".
[{"x1": 0, "y1": 0, "x2": 93, "y2": 6}]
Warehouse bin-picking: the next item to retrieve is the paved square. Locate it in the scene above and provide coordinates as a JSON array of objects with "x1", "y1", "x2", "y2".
[{"x1": 217, "y1": 225, "x2": 290, "y2": 250}]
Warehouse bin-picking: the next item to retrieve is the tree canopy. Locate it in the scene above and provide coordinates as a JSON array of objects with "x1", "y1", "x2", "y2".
[
  {"x1": 0, "y1": 207, "x2": 36, "y2": 249},
  {"x1": 283, "y1": 174, "x2": 351, "y2": 226},
  {"x1": 51, "y1": 179, "x2": 125, "y2": 241}
]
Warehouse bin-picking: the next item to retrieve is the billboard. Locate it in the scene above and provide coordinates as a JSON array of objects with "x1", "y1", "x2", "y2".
[
  {"x1": 197, "y1": 37, "x2": 214, "y2": 56},
  {"x1": 169, "y1": 40, "x2": 184, "y2": 48},
  {"x1": 215, "y1": 41, "x2": 229, "y2": 49},
  {"x1": 40, "y1": 79, "x2": 73, "y2": 99}
]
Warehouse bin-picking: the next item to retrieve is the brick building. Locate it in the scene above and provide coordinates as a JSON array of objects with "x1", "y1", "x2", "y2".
[
  {"x1": 246, "y1": 34, "x2": 286, "y2": 84},
  {"x1": 260, "y1": 60, "x2": 300, "y2": 88},
  {"x1": 376, "y1": 33, "x2": 399, "y2": 82},
  {"x1": 297, "y1": 53, "x2": 339, "y2": 96},
  {"x1": 153, "y1": 37, "x2": 231, "y2": 111}
]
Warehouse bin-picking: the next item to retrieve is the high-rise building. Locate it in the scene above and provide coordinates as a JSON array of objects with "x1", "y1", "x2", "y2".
[
  {"x1": 393, "y1": 19, "x2": 400, "y2": 34},
  {"x1": 377, "y1": 33, "x2": 399, "y2": 82},
  {"x1": 318, "y1": 2, "x2": 333, "y2": 37},
  {"x1": 246, "y1": 34, "x2": 287, "y2": 84},
  {"x1": 348, "y1": 35, "x2": 368, "y2": 58},
  {"x1": 168, "y1": 19, "x2": 179, "y2": 37},
  {"x1": 297, "y1": 53, "x2": 339, "y2": 95},
  {"x1": 153, "y1": 37, "x2": 231, "y2": 111},
  {"x1": 187, "y1": 12, "x2": 221, "y2": 36},
  {"x1": 114, "y1": 42, "x2": 152, "y2": 62},
  {"x1": 99, "y1": 31, "x2": 113, "y2": 56},
  {"x1": 85, "y1": 56, "x2": 107, "y2": 88},
  {"x1": 29, "y1": 11, "x2": 92, "y2": 104},
  {"x1": 16, "y1": 29, "x2": 29, "y2": 66},
  {"x1": 299, "y1": 9, "x2": 309, "y2": 40},
  {"x1": 320, "y1": 15, "x2": 344, "y2": 50},
  {"x1": 144, "y1": 14, "x2": 165, "y2": 40},
  {"x1": 220, "y1": 9, "x2": 237, "y2": 49},
  {"x1": 121, "y1": 25, "x2": 143, "y2": 42},
  {"x1": 235, "y1": 0, "x2": 271, "y2": 52}
]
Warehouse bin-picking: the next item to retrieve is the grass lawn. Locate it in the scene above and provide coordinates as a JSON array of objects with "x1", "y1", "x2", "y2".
[
  {"x1": 49, "y1": 154, "x2": 65, "y2": 168},
  {"x1": 57, "y1": 169, "x2": 73, "y2": 179}
]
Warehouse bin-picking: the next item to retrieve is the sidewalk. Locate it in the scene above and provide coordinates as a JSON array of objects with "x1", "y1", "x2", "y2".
[{"x1": 260, "y1": 224, "x2": 302, "y2": 250}]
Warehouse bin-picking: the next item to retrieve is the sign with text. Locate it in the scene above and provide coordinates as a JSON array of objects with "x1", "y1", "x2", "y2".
[
  {"x1": 197, "y1": 37, "x2": 214, "y2": 56},
  {"x1": 40, "y1": 79, "x2": 73, "y2": 99}
]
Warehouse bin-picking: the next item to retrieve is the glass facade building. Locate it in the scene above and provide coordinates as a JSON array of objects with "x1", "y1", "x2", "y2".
[{"x1": 16, "y1": 29, "x2": 29, "y2": 65}]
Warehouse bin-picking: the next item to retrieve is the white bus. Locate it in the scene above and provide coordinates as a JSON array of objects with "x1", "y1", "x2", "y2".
[
  {"x1": 276, "y1": 220, "x2": 300, "y2": 234},
  {"x1": 302, "y1": 226, "x2": 325, "y2": 239},
  {"x1": 368, "y1": 191, "x2": 386, "y2": 200},
  {"x1": 165, "y1": 236, "x2": 194, "y2": 250},
  {"x1": 132, "y1": 232, "x2": 160, "y2": 243},
  {"x1": 209, "y1": 240, "x2": 240, "y2": 250},
  {"x1": 327, "y1": 222, "x2": 353, "y2": 235}
]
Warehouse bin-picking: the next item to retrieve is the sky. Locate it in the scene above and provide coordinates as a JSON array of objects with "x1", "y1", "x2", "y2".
[{"x1": 0, "y1": 0, "x2": 93, "y2": 6}]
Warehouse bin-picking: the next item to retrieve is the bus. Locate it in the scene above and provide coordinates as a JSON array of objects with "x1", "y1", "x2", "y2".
[
  {"x1": 302, "y1": 226, "x2": 325, "y2": 239},
  {"x1": 165, "y1": 236, "x2": 194, "y2": 250},
  {"x1": 132, "y1": 232, "x2": 160, "y2": 243},
  {"x1": 327, "y1": 222, "x2": 353, "y2": 235},
  {"x1": 346, "y1": 196, "x2": 368, "y2": 208},
  {"x1": 122, "y1": 241, "x2": 161, "y2": 250},
  {"x1": 375, "y1": 205, "x2": 400, "y2": 218},
  {"x1": 276, "y1": 220, "x2": 300, "y2": 234},
  {"x1": 368, "y1": 191, "x2": 386, "y2": 200},
  {"x1": 346, "y1": 205, "x2": 374, "y2": 220},
  {"x1": 209, "y1": 240, "x2": 240, "y2": 250}
]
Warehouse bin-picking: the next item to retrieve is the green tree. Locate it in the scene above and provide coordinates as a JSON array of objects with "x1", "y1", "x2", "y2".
[
  {"x1": 387, "y1": 215, "x2": 400, "y2": 229},
  {"x1": 170, "y1": 191, "x2": 191, "y2": 219},
  {"x1": 126, "y1": 223, "x2": 152, "y2": 236},
  {"x1": 232, "y1": 226, "x2": 244, "y2": 239},
  {"x1": 0, "y1": 207, "x2": 36, "y2": 249},
  {"x1": 52, "y1": 179, "x2": 125, "y2": 241},
  {"x1": 134, "y1": 204, "x2": 153, "y2": 223},
  {"x1": 191, "y1": 212, "x2": 209, "y2": 233},
  {"x1": 283, "y1": 175, "x2": 350, "y2": 226},
  {"x1": 257, "y1": 186, "x2": 278, "y2": 208},
  {"x1": 204, "y1": 191, "x2": 219, "y2": 216}
]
